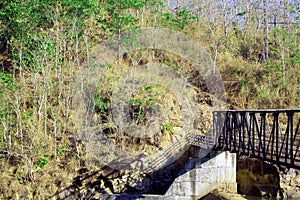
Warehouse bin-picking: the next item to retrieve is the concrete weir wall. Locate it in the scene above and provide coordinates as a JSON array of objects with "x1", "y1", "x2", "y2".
[
  {"x1": 106, "y1": 151, "x2": 237, "y2": 200},
  {"x1": 164, "y1": 151, "x2": 237, "y2": 200}
]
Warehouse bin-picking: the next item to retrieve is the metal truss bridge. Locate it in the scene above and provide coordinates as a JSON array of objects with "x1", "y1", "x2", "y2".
[{"x1": 213, "y1": 109, "x2": 300, "y2": 169}]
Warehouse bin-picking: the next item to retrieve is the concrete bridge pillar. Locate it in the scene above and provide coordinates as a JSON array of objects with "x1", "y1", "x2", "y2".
[
  {"x1": 165, "y1": 151, "x2": 237, "y2": 199},
  {"x1": 101, "y1": 151, "x2": 237, "y2": 200}
]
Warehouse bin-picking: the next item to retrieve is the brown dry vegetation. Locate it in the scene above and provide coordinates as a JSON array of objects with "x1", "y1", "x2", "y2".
[{"x1": 0, "y1": 0, "x2": 299, "y2": 199}]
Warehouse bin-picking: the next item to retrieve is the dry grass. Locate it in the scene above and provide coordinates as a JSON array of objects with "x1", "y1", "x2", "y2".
[{"x1": 0, "y1": 7, "x2": 299, "y2": 198}]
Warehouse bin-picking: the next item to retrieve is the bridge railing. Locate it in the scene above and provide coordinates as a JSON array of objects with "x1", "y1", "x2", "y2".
[{"x1": 214, "y1": 109, "x2": 300, "y2": 169}]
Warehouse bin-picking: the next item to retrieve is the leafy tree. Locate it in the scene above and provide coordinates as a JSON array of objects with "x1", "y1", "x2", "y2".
[
  {"x1": 0, "y1": 0, "x2": 102, "y2": 70},
  {"x1": 99, "y1": 0, "x2": 147, "y2": 34}
]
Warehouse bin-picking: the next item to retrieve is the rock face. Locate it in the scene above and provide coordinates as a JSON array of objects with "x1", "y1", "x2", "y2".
[
  {"x1": 236, "y1": 156, "x2": 280, "y2": 198},
  {"x1": 279, "y1": 167, "x2": 300, "y2": 198},
  {"x1": 236, "y1": 156, "x2": 300, "y2": 199}
]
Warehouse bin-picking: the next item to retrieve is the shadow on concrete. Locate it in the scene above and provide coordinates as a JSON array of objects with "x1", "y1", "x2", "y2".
[{"x1": 50, "y1": 145, "x2": 219, "y2": 199}]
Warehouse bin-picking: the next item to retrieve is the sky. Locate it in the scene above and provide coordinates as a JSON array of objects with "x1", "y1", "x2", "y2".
[{"x1": 165, "y1": 0, "x2": 300, "y2": 27}]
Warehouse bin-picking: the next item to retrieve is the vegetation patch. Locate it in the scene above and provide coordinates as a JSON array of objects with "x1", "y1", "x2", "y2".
[{"x1": 0, "y1": 0, "x2": 299, "y2": 198}]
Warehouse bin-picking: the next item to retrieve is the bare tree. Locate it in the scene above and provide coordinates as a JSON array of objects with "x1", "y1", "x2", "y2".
[{"x1": 263, "y1": 0, "x2": 269, "y2": 61}]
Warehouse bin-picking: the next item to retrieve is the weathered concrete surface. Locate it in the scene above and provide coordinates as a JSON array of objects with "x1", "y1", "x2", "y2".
[
  {"x1": 101, "y1": 151, "x2": 237, "y2": 200},
  {"x1": 164, "y1": 151, "x2": 237, "y2": 200}
]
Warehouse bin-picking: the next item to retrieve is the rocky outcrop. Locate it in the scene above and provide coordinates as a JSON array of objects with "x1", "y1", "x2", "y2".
[
  {"x1": 236, "y1": 156, "x2": 300, "y2": 199},
  {"x1": 236, "y1": 156, "x2": 280, "y2": 198},
  {"x1": 279, "y1": 167, "x2": 300, "y2": 198}
]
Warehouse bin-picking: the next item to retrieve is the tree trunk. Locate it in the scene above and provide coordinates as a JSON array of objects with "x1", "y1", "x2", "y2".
[{"x1": 263, "y1": 0, "x2": 269, "y2": 61}]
